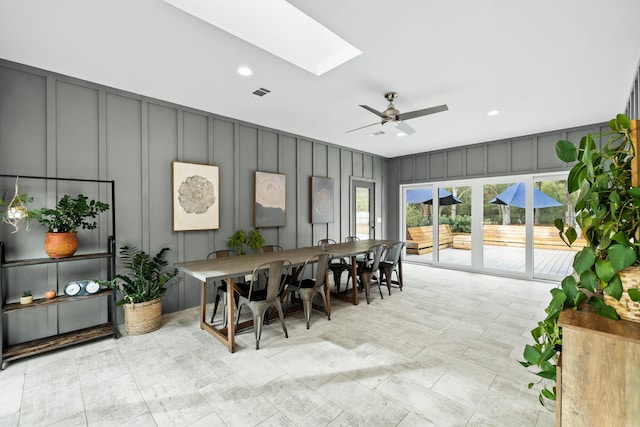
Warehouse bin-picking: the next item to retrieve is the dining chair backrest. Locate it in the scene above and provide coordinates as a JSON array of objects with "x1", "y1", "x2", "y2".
[
  {"x1": 344, "y1": 236, "x2": 360, "y2": 243},
  {"x1": 367, "y1": 244, "x2": 386, "y2": 271},
  {"x1": 207, "y1": 249, "x2": 237, "y2": 259},
  {"x1": 250, "y1": 260, "x2": 290, "y2": 302},
  {"x1": 299, "y1": 253, "x2": 332, "y2": 290},
  {"x1": 383, "y1": 241, "x2": 405, "y2": 266},
  {"x1": 317, "y1": 238, "x2": 337, "y2": 246},
  {"x1": 260, "y1": 245, "x2": 283, "y2": 253}
]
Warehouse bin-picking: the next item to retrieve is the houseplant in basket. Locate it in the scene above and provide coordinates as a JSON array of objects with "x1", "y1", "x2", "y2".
[
  {"x1": 521, "y1": 114, "x2": 640, "y2": 406},
  {"x1": 29, "y1": 194, "x2": 109, "y2": 258},
  {"x1": 96, "y1": 245, "x2": 179, "y2": 335}
]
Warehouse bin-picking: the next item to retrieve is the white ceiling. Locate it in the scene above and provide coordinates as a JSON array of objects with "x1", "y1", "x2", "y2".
[{"x1": 1, "y1": 0, "x2": 640, "y2": 158}]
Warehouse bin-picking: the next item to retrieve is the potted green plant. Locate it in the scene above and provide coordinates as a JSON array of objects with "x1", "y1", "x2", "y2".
[
  {"x1": 0, "y1": 192, "x2": 32, "y2": 233},
  {"x1": 29, "y1": 194, "x2": 109, "y2": 258},
  {"x1": 96, "y1": 245, "x2": 179, "y2": 335},
  {"x1": 521, "y1": 114, "x2": 640, "y2": 406},
  {"x1": 20, "y1": 290, "x2": 33, "y2": 305},
  {"x1": 227, "y1": 228, "x2": 264, "y2": 255},
  {"x1": 247, "y1": 229, "x2": 265, "y2": 252}
]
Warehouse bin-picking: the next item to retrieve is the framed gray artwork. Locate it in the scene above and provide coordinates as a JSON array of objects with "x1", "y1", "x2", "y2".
[
  {"x1": 310, "y1": 176, "x2": 334, "y2": 223},
  {"x1": 172, "y1": 161, "x2": 219, "y2": 231},
  {"x1": 254, "y1": 171, "x2": 286, "y2": 228}
]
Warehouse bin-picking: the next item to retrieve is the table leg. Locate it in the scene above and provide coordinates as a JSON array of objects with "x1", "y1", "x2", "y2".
[
  {"x1": 226, "y1": 277, "x2": 236, "y2": 352},
  {"x1": 324, "y1": 270, "x2": 331, "y2": 313},
  {"x1": 397, "y1": 256, "x2": 404, "y2": 290},
  {"x1": 197, "y1": 279, "x2": 236, "y2": 353},
  {"x1": 350, "y1": 255, "x2": 358, "y2": 305},
  {"x1": 200, "y1": 281, "x2": 207, "y2": 329}
]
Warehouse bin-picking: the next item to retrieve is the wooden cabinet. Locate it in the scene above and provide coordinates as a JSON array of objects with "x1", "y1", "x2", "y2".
[
  {"x1": 0, "y1": 175, "x2": 117, "y2": 369},
  {"x1": 557, "y1": 309, "x2": 640, "y2": 426}
]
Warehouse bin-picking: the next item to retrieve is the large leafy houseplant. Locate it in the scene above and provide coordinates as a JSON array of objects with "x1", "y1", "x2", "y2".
[
  {"x1": 521, "y1": 114, "x2": 640, "y2": 406},
  {"x1": 99, "y1": 246, "x2": 179, "y2": 305},
  {"x1": 30, "y1": 194, "x2": 109, "y2": 232}
]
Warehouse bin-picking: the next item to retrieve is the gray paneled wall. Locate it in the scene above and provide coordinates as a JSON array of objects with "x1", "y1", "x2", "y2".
[{"x1": 0, "y1": 60, "x2": 386, "y2": 323}]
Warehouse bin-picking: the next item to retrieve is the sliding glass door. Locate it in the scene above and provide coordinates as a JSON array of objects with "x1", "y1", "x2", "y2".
[{"x1": 401, "y1": 173, "x2": 571, "y2": 281}]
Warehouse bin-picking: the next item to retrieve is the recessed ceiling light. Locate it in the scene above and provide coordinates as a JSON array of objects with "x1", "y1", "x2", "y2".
[
  {"x1": 237, "y1": 66, "x2": 252, "y2": 76},
  {"x1": 397, "y1": 132, "x2": 407, "y2": 137},
  {"x1": 488, "y1": 110, "x2": 500, "y2": 116},
  {"x1": 163, "y1": 0, "x2": 361, "y2": 76}
]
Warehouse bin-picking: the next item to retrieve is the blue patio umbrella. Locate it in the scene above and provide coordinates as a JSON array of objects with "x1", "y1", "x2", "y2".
[
  {"x1": 489, "y1": 182, "x2": 562, "y2": 208},
  {"x1": 406, "y1": 188, "x2": 462, "y2": 205}
]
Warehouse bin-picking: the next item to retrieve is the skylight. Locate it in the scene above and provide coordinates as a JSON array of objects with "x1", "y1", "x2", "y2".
[{"x1": 163, "y1": 0, "x2": 362, "y2": 76}]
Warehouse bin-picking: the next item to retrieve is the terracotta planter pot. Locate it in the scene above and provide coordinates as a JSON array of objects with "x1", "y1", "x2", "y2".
[
  {"x1": 123, "y1": 298, "x2": 163, "y2": 335},
  {"x1": 44, "y1": 232, "x2": 78, "y2": 258}
]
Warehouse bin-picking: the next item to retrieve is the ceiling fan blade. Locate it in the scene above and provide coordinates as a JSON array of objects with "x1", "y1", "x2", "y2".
[
  {"x1": 346, "y1": 122, "x2": 381, "y2": 133},
  {"x1": 395, "y1": 121, "x2": 416, "y2": 135},
  {"x1": 398, "y1": 104, "x2": 448, "y2": 121},
  {"x1": 359, "y1": 104, "x2": 387, "y2": 118}
]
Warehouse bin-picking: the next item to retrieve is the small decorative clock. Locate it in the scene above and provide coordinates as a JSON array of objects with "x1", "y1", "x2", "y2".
[{"x1": 64, "y1": 280, "x2": 101, "y2": 296}]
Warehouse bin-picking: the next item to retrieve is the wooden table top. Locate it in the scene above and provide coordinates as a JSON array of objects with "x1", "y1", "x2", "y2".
[{"x1": 175, "y1": 239, "x2": 395, "y2": 282}]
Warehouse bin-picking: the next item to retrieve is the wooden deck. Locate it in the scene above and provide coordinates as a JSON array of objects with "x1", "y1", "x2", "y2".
[{"x1": 405, "y1": 244, "x2": 577, "y2": 278}]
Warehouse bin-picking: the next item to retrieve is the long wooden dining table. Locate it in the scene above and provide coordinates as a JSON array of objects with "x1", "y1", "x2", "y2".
[{"x1": 175, "y1": 239, "x2": 396, "y2": 352}]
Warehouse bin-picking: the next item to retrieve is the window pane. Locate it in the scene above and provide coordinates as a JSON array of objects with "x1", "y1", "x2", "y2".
[
  {"x1": 438, "y1": 186, "x2": 471, "y2": 266},
  {"x1": 483, "y1": 182, "x2": 526, "y2": 272},
  {"x1": 533, "y1": 179, "x2": 579, "y2": 278},
  {"x1": 404, "y1": 187, "x2": 433, "y2": 263},
  {"x1": 355, "y1": 187, "x2": 370, "y2": 240}
]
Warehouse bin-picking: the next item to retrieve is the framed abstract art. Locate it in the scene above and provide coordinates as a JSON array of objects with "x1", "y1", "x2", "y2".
[
  {"x1": 172, "y1": 161, "x2": 219, "y2": 231},
  {"x1": 254, "y1": 171, "x2": 286, "y2": 228},
  {"x1": 310, "y1": 176, "x2": 334, "y2": 223}
]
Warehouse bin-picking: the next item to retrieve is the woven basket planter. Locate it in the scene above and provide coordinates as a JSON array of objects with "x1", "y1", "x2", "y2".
[
  {"x1": 604, "y1": 265, "x2": 640, "y2": 323},
  {"x1": 123, "y1": 297, "x2": 163, "y2": 335}
]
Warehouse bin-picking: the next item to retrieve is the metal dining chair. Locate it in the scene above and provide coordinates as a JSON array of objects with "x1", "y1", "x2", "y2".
[
  {"x1": 378, "y1": 241, "x2": 406, "y2": 295},
  {"x1": 283, "y1": 253, "x2": 332, "y2": 329},
  {"x1": 340, "y1": 236, "x2": 364, "y2": 291},
  {"x1": 317, "y1": 238, "x2": 349, "y2": 292},
  {"x1": 235, "y1": 259, "x2": 290, "y2": 350},
  {"x1": 356, "y1": 243, "x2": 386, "y2": 304},
  {"x1": 207, "y1": 249, "x2": 238, "y2": 325}
]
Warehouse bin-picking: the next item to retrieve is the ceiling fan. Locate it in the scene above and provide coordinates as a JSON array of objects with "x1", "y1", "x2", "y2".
[{"x1": 347, "y1": 92, "x2": 448, "y2": 135}]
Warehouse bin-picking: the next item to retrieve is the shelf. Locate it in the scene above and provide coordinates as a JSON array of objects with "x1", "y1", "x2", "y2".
[
  {"x1": 2, "y1": 289, "x2": 114, "y2": 313},
  {"x1": 2, "y1": 323, "x2": 115, "y2": 363},
  {"x1": 1, "y1": 252, "x2": 114, "y2": 268},
  {"x1": 0, "y1": 175, "x2": 117, "y2": 369}
]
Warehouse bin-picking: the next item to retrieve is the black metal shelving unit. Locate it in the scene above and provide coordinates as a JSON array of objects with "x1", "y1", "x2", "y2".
[{"x1": 0, "y1": 175, "x2": 117, "y2": 369}]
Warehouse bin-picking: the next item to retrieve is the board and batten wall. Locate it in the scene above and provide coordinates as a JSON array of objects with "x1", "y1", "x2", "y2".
[{"x1": 0, "y1": 60, "x2": 386, "y2": 335}]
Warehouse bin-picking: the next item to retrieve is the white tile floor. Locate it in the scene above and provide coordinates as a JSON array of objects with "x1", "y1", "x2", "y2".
[{"x1": 0, "y1": 263, "x2": 557, "y2": 426}]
